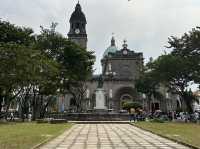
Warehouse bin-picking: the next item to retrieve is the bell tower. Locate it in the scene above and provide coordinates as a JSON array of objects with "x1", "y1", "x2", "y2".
[{"x1": 68, "y1": 2, "x2": 87, "y2": 49}]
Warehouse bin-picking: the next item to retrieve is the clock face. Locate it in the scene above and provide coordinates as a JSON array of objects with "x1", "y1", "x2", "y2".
[
  {"x1": 75, "y1": 28, "x2": 80, "y2": 34},
  {"x1": 123, "y1": 50, "x2": 128, "y2": 55}
]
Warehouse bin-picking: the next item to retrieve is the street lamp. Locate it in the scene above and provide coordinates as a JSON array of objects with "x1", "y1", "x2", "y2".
[
  {"x1": 86, "y1": 89, "x2": 90, "y2": 109},
  {"x1": 142, "y1": 93, "x2": 146, "y2": 110}
]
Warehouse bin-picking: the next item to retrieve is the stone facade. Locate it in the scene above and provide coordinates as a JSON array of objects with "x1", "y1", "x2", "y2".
[
  {"x1": 82, "y1": 39, "x2": 144, "y2": 112},
  {"x1": 58, "y1": 2, "x2": 185, "y2": 113}
]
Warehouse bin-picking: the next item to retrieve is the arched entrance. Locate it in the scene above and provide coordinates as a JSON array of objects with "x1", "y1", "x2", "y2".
[
  {"x1": 151, "y1": 102, "x2": 160, "y2": 112},
  {"x1": 120, "y1": 94, "x2": 133, "y2": 109},
  {"x1": 114, "y1": 86, "x2": 138, "y2": 111}
]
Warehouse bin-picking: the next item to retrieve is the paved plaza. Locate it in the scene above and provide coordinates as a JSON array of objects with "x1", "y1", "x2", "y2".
[{"x1": 40, "y1": 124, "x2": 190, "y2": 149}]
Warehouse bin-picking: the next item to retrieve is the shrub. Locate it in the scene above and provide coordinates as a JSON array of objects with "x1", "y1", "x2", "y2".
[{"x1": 122, "y1": 101, "x2": 142, "y2": 111}]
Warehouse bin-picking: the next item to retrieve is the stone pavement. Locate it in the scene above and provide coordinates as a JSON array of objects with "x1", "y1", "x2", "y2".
[{"x1": 40, "y1": 124, "x2": 190, "y2": 149}]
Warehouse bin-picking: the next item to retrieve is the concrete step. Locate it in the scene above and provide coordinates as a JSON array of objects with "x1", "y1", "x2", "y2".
[{"x1": 68, "y1": 121, "x2": 130, "y2": 124}]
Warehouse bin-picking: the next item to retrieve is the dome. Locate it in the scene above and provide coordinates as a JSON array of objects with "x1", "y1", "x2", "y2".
[
  {"x1": 70, "y1": 3, "x2": 87, "y2": 23},
  {"x1": 103, "y1": 46, "x2": 118, "y2": 57},
  {"x1": 103, "y1": 37, "x2": 118, "y2": 57}
]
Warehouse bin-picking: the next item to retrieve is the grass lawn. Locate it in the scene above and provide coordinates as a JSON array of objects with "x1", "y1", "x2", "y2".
[
  {"x1": 0, "y1": 122, "x2": 72, "y2": 149},
  {"x1": 134, "y1": 122, "x2": 200, "y2": 148}
]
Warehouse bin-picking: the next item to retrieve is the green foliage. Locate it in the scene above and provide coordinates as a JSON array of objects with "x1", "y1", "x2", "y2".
[
  {"x1": 147, "y1": 54, "x2": 197, "y2": 112},
  {"x1": 36, "y1": 23, "x2": 95, "y2": 113},
  {"x1": 122, "y1": 101, "x2": 142, "y2": 110},
  {"x1": 183, "y1": 90, "x2": 198, "y2": 113},
  {"x1": 136, "y1": 71, "x2": 162, "y2": 98},
  {"x1": 0, "y1": 43, "x2": 42, "y2": 88},
  {"x1": 37, "y1": 23, "x2": 95, "y2": 83},
  {"x1": 146, "y1": 27, "x2": 200, "y2": 112},
  {"x1": 135, "y1": 61, "x2": 163, "y2": 107},
  {"x1": 136, "y1": 27, "x2": 200, "y2": 113},
  {"x1": 152, "y1": 54, "x2": 194, "y2": 91},
  {"x1": 0, "y1": 20, "x2": 95, "y2": 118},
  {"x1": 0, "y1": 19, "x2": 35, "y2": 45},
  {"x1": 167, "y1": 27, "x2": 200, "y2": 84}
]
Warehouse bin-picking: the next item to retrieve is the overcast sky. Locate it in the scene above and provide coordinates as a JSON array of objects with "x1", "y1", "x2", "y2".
[{"x1": 1, "y1": 0, "x2": 200, "y2": 74}]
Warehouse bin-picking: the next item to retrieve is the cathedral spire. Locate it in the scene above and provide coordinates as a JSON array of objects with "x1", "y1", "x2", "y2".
[
  {"x1": 68, "y1": 2, "x2": 87, "y2": 49},
  {"x1": 75, "y1": 1, "x2": 81, "y2": 11},
  {"x1": 111, "y1": 36, "x2": 115, "y2": 46}
]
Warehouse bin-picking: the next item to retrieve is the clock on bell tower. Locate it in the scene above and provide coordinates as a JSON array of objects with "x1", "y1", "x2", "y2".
[{"x1": 68, "y1": 2, "x2": 87, "y2": 49}]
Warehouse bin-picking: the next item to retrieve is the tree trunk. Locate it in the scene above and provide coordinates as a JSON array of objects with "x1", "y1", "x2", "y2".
[
  {"x1": 20, "y1": 108, "x2": 25, "y2": 122},
  {"x1": 147, "y1": 95, "x2": 152, "y2": 113},
  {"x1": 31, "y1": 89, "x2": 37, "y2": 121},
  {"x1": 0, "y1": 95, "x2": 3, "y2": 117}
]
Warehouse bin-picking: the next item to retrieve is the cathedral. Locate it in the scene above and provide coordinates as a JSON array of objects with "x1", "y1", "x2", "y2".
[{"x1": 58, "y1": 2, "x2": 183, "y2": 113}]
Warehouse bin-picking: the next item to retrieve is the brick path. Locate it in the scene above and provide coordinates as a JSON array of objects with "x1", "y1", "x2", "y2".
[{"x1": 40, "y1": 124, "x2": 190, "y2": 149}]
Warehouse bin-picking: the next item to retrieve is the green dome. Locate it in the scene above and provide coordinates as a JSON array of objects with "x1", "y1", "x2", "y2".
[
  {"x1": 103, "y1": 36, "x2": 118, "y2": 57},
  {"x1": 103, "y1": 46, "x2": 118, "y2": 57}
]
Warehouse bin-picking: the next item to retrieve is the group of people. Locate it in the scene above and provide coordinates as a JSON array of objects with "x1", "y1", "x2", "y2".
[
  {"x1": 175, "y1": 111, "x2": 200, "y2": 122},
  {"x1": 8, "y1": 112, "x2": 32, "y2": 121},
  {"x1": 129, "y1": 108, "x2": 200, "y2": 123}
]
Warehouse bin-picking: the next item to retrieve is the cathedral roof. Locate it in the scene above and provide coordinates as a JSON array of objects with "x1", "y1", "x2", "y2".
[
  {"x1": 103, "y1": 36, "x2": 118, "y2": 57},
  {"x1": 70, "y1": 2, "x2": 87, "y2": 23},
  {"x1": 102, "y1": 39, "x2": 143, "y2": 59}
]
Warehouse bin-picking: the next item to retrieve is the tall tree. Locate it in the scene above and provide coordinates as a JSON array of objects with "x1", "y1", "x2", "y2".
[
  {"x1": 0, "y1": 20, "x2": 59, "y2": 120},
  {"x1": 135, "y1": 62, "x2": 163, "y2": 112},
  {"x1": 151, "y1": 54, "x2": 197, "y2": 112},
  {"x1": 36, "y1": 23, "x2": 95, "y2": 113},
  {"x1": 0, "y1": 20, "x2": 36, "y2": 118},
  {"x1": 0, "y1": 20, "x2": 95, "y2": 119},
  {"x1": 168, "y1": 27, "x2": 200, "y2": 84}
]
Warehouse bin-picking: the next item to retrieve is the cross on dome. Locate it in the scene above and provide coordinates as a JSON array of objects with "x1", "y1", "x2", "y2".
[
  {"x1": 122, "y1": 39, "x2": 128, "y2": 49},
  {"x1": 111, "y1": 33, "x2": 115, "y2": 46}
]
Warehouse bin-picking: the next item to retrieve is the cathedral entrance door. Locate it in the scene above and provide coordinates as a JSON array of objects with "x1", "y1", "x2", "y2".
[{"x1": 151, "y1": 102, "x2": 160, "y2": 112}]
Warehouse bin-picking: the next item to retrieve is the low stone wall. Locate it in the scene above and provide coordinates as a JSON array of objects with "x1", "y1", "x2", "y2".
[{"x1": 45, "y1": 113, "x2": 130, "y2": 121}]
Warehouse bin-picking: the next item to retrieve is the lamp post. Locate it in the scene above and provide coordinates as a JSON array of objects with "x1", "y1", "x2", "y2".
[
  {"x1": 142, "y1": 93, "x2": 146, "y2": 111},
  {"x1": 86, "y1": 89, "x2": 90, "y2": 109},
  {"x1": 109, "y1": 89, "x2": 113, "y2": 110},
  {"x1": 166, "y1": 92, "x2": 174, "y2": 121},
  {"x1": 1, "y1": 98, "x2": 5, "y2": 112},
  {"x1": 59, "y1": 78, "x2": 65, "y2": 113},
  {"x1": 165, "y1": 92, "x2": 169, "y2": 111}
]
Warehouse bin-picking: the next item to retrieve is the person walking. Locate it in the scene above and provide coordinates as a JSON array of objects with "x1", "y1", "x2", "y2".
[
  {"x1": 10, "y1": 112, "x2": 14, "y2": 121},
  {"x1": 129, "y1": 108, "x2": 136, "y2": 122}
]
